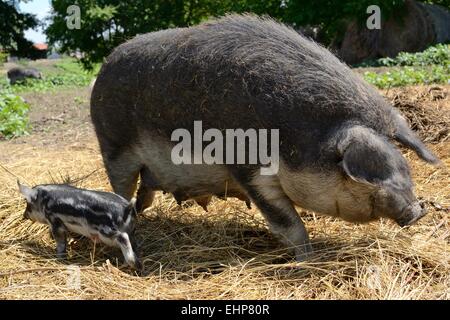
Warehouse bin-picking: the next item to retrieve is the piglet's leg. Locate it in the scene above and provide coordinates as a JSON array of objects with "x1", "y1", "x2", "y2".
[
  {"x1": 50, "y1": 218, "x2": 68, "y2": 259},
  {"x1": 114, "y1": 232, "x2": 142, "y2": 271}
]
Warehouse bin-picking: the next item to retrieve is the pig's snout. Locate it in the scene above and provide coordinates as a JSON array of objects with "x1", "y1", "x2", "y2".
[{"x1": 396, "y1": 201, "x2": 427, "y2": 227}]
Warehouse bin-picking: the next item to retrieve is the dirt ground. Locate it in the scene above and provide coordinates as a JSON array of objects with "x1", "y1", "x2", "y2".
[{"x1": 0, "y1": 84, "x2": 448, "y2": 299}]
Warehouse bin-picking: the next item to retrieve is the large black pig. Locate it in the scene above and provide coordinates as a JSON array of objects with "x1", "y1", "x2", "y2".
[{"x1": 91, "y1": 14, "x2": 440, "y2": 260}]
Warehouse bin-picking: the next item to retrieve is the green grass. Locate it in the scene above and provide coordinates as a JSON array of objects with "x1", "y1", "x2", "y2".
[
  {"x1": 0, "y1": 58, "x2": 98, "y2": 138},
  {"x1": 0, "y1": 92, "x2": 30, "y2": 139},
  {"x1": 360, "y1": 44, "x2": 450, "y2": 88},
  {"x1": 0, "y1": 58, "x2": 98, "y2": 93},
  {"x1": 0, "y1": 52, "x2": 7, "y2": 67},
  {"x1": 357, "y1": 44, "x2": 450, "y2": 67},
  {"x1": 363, "y1": 65, "x2": 449, "y2": 89}
]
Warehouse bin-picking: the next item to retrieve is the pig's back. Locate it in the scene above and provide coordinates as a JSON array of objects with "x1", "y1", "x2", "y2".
[{"x1": 91, "y1": 14, "x2": 396, "y2": 165}]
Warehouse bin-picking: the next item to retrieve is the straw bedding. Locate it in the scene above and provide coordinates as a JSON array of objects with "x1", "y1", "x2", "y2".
[{"x1": 0, "y1": 85, "x2": 448, "y2": 299}]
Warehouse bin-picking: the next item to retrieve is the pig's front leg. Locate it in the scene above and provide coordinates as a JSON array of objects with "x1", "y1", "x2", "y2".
[
  {"x1": 50, "y1": 218, "x2": 68, "y2": 259},
  {"x1": 236, "y1": 170, "x2": 312, "y2": 261}
]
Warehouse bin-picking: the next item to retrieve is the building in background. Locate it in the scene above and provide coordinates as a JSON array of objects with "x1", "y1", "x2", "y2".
[{"x1": 31, "y1": 43, "x2": 48, "y2": 59}]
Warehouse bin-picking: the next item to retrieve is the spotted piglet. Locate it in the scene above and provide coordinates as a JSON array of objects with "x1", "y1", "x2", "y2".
[{"x1": 17, "y1": 181, "x2": 142, "y2": 271}]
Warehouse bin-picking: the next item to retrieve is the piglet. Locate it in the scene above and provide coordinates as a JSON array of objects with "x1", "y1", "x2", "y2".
[{"x1": 17, "y1": 181, "x2": 142, "y2": 271}]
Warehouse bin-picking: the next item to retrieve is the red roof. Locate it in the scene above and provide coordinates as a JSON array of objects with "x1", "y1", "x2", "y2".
[{"x1": 33, "y1": 43, "x2": 48, "y2": 50}]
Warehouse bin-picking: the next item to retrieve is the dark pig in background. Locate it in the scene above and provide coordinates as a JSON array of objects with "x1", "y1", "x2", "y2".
[
  {"x1": 91, "y1": 14, "x2": 440, "y2": 260},
  {"x1": 7, "y1": 67, "x2": 42, "y2": 85}
]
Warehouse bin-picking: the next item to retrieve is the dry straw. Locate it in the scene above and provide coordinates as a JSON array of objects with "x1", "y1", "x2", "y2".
[
  {"x1": 384, "y1": 85, "x2": 449, "y2": 143},
  {"x1": 0, "y1": 85, "x2": 448, "y2": 300}
]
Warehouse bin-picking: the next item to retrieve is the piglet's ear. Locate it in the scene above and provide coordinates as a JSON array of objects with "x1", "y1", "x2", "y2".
[{"x1": 17, "y1": 180, "x2": 37, "y2": 202}]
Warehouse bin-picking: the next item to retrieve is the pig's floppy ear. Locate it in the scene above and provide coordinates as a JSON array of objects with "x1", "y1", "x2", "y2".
[
  {"x1": 337, "y1": 126, "x2": 407, "y2": 187},
  {"x1": 17, "y1": 180, "x2": 37, "y2": 202}
]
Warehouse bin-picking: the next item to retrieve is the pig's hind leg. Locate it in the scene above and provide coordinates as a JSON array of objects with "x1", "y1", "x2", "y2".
[
  {"x1": 102, "y1": 150, "x2": 141, "y2": 201},
  {"x1": 234, "y1": 171, "x2": 312, "y2": 261},
  {"x1": 135, "y1": 166, "x2": 157, "y2": 213},
  {"x1": 135, "y1": 184, "x2": 154, "y2": 213}
]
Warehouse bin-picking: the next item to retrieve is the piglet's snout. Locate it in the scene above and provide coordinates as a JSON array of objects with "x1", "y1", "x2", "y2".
[{"x1": 396, "y1": 201, "x2": 427, "y2": 227}]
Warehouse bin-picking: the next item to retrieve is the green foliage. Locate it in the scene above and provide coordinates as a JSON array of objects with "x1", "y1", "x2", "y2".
[
  {"x1": 0, "y1": 92, "x2": 30, "y2": 139},
  {"x1": 359, "y1": 44, "x2": 450, "y2": 67},
  {"x1": 421, "y1": 0, "x2": 450, "y2": 7},
  {"x1": 55, "y1": 58, "x2": 101, "y2": 75},
  {"x1": 16, "y1": 59, "x2": 30, "y2": 67},
  {"x1": 363, "y1": 65, "x2": 449, "y2": 88},
  {"x1": 211, "y1": 0, "x2": 286, "y2": 17},
  {"x1": 46, "y1": 0, "x2": 289, "y2": 69},
  {"x1": 0, "y1": 51, "x2": 7, "y2": 66},
  {"x1": 359, "y1": 44, "x2": 450, "y2": 88},
  {"x1": 0, "y1": 58, "x2": 97, "y2": 93},
  {"x1": 360, "y1": 44, "x2": 449, "y2": 88},
  {"x1": 7, "y1": 73, "x2": 93, "y2": 92},
  {"x1": 0, "y1": 0, "x2": 39, "y2": 57},
  {"x1": 47, "y1": 0, "x2": 218, "y2": 69}
]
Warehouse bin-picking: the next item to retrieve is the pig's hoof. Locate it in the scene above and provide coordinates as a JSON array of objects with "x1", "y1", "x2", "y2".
[
  {"x1": 134, "y1": 259, "x2": 143, "y2": 271},
  {"x1": 294, "y1": 243, "x2": 313, "y2": 262},
  {"x1": 56, "y1": 252, "x2": 67, "y2": 260},
  {"x1": 127, "y1": 256, "x2": 143, "y2": 272},
  {"x1": 130, "y1": 259, "x2": 143, "y2": 275}
]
